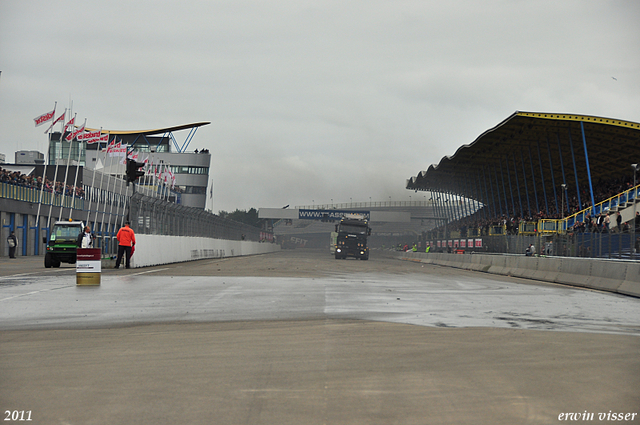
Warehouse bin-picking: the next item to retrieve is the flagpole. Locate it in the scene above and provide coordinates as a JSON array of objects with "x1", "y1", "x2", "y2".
[
  {"x1": 69, "y1": 131, "x2": 86, "y2": 220},
  {"x1": 58, "y1": 116, "x2": 80, "y2": 220},
  {"x1": 118, "y1": 146, "x2": 131, "y2": 229},
  {"x1": 64, "y1": 118, "x2": 86, "y2": 220},
  {"x1": 35, "y1": 102, "x2": 57, "y2": 226},
  {"x1": 35, "y1": 102, "x2": 58, "y2": 245},
  {"x1": 103, "y1": 135, "x2": 121, "y2": 255},
  {"x1": 85, "y1": 128, "x2": 103, "y2": 224}
]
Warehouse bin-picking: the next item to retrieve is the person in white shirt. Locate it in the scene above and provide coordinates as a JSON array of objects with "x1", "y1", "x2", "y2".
[{"x1": 78, "y1": 226, "x2": 94, "y2": 249}]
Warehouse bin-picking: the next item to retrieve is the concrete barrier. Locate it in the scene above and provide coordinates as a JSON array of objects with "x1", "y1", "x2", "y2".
[
  {"x1": 118, "y1": 235, "x2": 281, "y2": 268},
  {"x1": 399, "y1": 252, "x2": 640, "y2": 298}
]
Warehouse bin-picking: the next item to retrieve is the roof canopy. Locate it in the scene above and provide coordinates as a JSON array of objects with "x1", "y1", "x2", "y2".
[
  {"x1": 84, "y1": 122, "x2": 210, "y2": 135},
  {"x1": 406, "y1": 111, "x2": 640, "y2": 216}
]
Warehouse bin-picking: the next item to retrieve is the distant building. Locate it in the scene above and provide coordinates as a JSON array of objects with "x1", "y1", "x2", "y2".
[
  {"x1": 51, "y1": 122, "x2": 211, "y2": 209},
  {"x1": 0, "y1": 153, "x2": 5, "y2": 164},
  {"x1": 15, "y1": 150, "x2": 45, "y2": 165}
]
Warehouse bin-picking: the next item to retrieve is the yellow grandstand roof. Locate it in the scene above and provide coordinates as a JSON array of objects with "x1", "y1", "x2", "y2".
[
  {"x1": 407, "y1": 111, "x2": 640, "y2": 216},
  {"x1": 84, "y1": 121, "x2": 210, "y2": 135}
]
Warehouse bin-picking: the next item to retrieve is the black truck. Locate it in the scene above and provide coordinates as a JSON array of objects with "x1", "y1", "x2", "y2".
[{"x1": 334, "y1": 214, "x2": 371, "y2": 260}]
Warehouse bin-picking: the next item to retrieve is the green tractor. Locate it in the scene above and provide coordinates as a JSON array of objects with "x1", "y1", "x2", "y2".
[{"x1": 43, "y1": 220, "x2": 84, "y2": 268}]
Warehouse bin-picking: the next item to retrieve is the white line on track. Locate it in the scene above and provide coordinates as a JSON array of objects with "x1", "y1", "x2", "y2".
[
  {"x1": 0, "y1": 269, "x2": 71, "y2": 280},
  {"x1": 129, "y1": 268, "x2": 170, "y2": 276},
  {"x1": 0, "y1": 284, "x2": 75, "y2": 302}
]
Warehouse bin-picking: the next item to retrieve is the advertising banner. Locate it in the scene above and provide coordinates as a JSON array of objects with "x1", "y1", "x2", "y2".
[
  {"x1": 298, "y1": 209, "x2": 370, "y2": 220},
  {"x1": 76, "y1": 248, "x2": 101, "y2": 272},
  {"x1": 76, "y1": 248, "x2": 101, "y2": 285}
]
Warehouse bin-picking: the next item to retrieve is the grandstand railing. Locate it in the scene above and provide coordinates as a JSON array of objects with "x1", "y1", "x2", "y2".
[
  {"x1": 1, "y1": 182, "x2": 85, "y2": 210},
  {"x1": 563, "y1": 184, "x2": 640, "y2": 231}
]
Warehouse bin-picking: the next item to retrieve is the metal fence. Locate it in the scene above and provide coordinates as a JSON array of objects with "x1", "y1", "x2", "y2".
[
  {"x1": 464, "y1": 232, "x2": 639, "y2": 259},
  {"x1": 128, "y1": 192, "x2": 265, "y2": 241}
]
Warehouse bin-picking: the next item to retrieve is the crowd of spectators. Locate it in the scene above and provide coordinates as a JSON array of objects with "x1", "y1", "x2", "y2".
[
  {"x1": 0, "y1": 166, "x2": 85, "y2": 198},
  {"x1": 435, "y1": 176, "x2": 639, "y2": 237}
]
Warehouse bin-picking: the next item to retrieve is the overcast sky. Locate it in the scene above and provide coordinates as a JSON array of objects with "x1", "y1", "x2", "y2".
[{"x1": 1, "y1": 1, "x2": 639, "y2": 213}]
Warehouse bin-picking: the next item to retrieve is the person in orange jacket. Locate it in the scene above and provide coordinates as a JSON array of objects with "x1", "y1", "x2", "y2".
[{"x1": 115, "y1": 221, "x2": 136, "y2": 269}]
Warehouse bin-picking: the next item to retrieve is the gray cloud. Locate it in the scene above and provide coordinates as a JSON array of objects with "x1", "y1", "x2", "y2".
[{"x1": 1, "y1": 0, "x2": 639, "y2": 212}]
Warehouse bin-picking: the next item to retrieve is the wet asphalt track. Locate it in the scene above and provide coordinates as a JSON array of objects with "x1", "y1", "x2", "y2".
[{"x1": 1, "y1": 250, "x2": 639, "y2": 425}]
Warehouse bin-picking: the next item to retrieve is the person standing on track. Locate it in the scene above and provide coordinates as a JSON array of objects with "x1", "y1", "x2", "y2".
[
  {"x1": 7, "y1": 231, "x2": 17, "y2": 259},
  {"x1": 115, "y1": 221, "x2": 136, "y2": 269}
]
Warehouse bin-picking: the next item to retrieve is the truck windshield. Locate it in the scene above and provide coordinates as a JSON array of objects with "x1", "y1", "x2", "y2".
[
  {"x1": 53, "y1": 225, "x2": 81, "y2": 238},
  {"x1": 339, "y1": 224, "x2": 368, "y2": 234}
]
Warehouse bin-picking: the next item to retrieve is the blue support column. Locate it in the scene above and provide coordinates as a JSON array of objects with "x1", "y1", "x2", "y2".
[
  {"x1": 449, "y1": 190, "x2": 458, "y2": 221},
  {"x1": 512, "y1": 154, "x2": 524, "y2": 218},
  {"x1": 567, "y1": 127, "x2": 582, "y2": 210},
  {"x1": 437, "y1": 192, "x2": 446, "y2": 222},
  {"x1": 520, "y1": 151, "x2": 532, "y2": 217},
  {"x1": 465, "y1": 177, "x2": 474, "y2": 218},
  {"x1": 476, "y1": 171, "x2": 487, "y2": 220},
  {"x1": 430, "y1": 191, "x2": 438, "y2": 220},
  {"x1": 463, "y1": 179, "x2": 471, "y2": 219},
  {"x1": 537, "y1": 140, "x2": 549, "y2": 216},
  {"x1": 452, "y1": 189, "x2": 461, "y2": 221},
  {"x1": 580, "y1": 121, "x2": 596, "y2": 214},
  {"x1": 482, "y1": 167, "x2": 493, "y2": 218},
  {"x1": 444, "y1": 192, "x2": 451, "y2": 222},
  {"x1": 556, "y1": 131, "x2": 570, "y2": 215},
  {"x1": 500, "y1": 158, "x2": 511, "y2": 217},
  {"x1": 528, "y1": 146, "x2": 540, "y2": 214},
  {"x1": 493, "y1": 168, "x2": 503, "y2": 216},
  {"x1": 546, "y1": 135, "x2": 559, "y2": 214},
  {"x1": 504, "y1": 157, "x2": 516, "y2": 218}
]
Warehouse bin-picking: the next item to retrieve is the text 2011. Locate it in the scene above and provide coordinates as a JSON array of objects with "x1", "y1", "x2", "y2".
[{"x1": 4, "y1": 411, "x2": 32, "y2": 421}]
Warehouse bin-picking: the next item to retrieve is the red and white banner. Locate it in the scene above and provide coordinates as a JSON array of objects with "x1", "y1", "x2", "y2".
[
  {"x1": 475, "y1": 239, "x2": 483, "y2": 248},
  {"x1": 65, "y1": 123, "x2": 85, "y2": 141},
  {"x1": 107, "y1": 142, "x2": 127, "y2": 157},
  {"x1": 44, "y1": 111, "x2": 66, "y2": 133},
  {"x1": 77, "y1": 129, "x2": 103, "y2": 143},
  {"x1": 34, "y1": 109, "x2": 55, "y2": 127},
  {"x1": 63, "y1": 116, "x2": 75, "y2": 134}
]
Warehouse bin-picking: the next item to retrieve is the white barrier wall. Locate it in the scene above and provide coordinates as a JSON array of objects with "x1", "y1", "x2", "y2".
[
  {"x1": 130, "y1": 235, "x2": 280, "y2": 268},
  {"x1": 400, "y1": 252, "x2": 640, "y2": 298}
]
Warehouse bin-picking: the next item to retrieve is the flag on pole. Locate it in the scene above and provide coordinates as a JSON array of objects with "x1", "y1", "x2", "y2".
[
  {"x1": 63, "y1": 115, "x2": 76, "y2": 134},
  {"x1": 34, "y1": 109, "x2": 55, "y2": 127},
  {"x1": 77, "y1": 129, "x2": 102, "y2": 143},
  {"x1": 44, "y1": 111, "x2": 66, "y2": 133},
  {"x1": 65, "y1": 123, "x2": 85, "y2": 141}
]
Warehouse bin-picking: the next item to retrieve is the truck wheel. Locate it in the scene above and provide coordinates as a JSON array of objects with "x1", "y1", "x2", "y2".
[
  {"x1": 53, "y1": 259, "x2": 61, "y2": 268},
  {"x1": 44, "y1": 253, "x2": 53, "y2": 268}
]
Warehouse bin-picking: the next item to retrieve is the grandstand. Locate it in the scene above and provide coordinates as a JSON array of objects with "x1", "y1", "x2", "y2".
[{"x1": 406, "y1": 111, "x2": 640, "y2": 258}]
